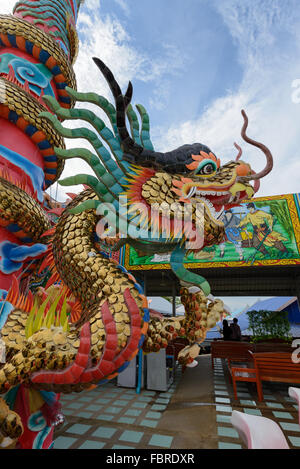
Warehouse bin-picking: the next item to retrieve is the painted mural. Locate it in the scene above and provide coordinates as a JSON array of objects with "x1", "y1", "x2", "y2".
[{"x1": 124, "y1": 194, "x2": 300, "y2": 270}]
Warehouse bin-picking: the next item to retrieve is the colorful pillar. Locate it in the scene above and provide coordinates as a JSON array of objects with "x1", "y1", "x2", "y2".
[
  {"x1": 0, "y1": 1, "x2": 83, "y2": 449},
  {"x1": 0, "y1": 1, "x2": 82, "y2": 291}
]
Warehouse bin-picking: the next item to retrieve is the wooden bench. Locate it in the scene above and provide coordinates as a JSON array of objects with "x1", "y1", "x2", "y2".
[
  {"x1": 231, "y1": 352, "x2": 300, "y2": 401},
  {"x1": 211, "y1": 341, "x2": 254, "y2": 369},
  {"x1": 211, "y1": 340, "x2": 293, "y2": 369}
]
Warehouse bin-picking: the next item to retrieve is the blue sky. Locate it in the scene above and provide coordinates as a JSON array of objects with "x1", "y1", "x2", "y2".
[
  {"x1": 2, "y1": 0, "x2": 300, "y2": 198},
  {"x1": 69, "y1": 0, "x2": 300, "y2": 200},
  {"x1": 97, "y1": 0, "x2": 243, "y2": 127},
  {"x1": 2, "y1": 0, "x2": 300, "y2": 312}
]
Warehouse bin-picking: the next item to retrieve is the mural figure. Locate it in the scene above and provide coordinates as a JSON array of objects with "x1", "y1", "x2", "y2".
[
  {"x1": 219, "y1": 210, "x2": 244, "y2": 261},
  {"x1": 239, "y1": 202, "x2": 288, "y2": 256}
]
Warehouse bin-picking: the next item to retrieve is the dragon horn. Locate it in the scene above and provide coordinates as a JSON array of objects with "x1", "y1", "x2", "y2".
[
  {"x1": 92, "y1": 57, "x2": 168, "y2": 169},
  {"x1": 240, "y1": 110, "x2": 273, "y2": 180},
  {"x1": 234, "y1": 142, "x2": 242, "y2": 161},
  {"x1": 93, "y1": 57, "x2": 143, "y2": 156}
]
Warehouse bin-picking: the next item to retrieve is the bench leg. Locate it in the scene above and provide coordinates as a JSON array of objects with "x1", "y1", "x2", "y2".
[
  {"x1": 227, "y1": 360, "x2": 233, "y2": 383},
  {"x1": 256, "y1": 377, "x2": 264, "y2": 402},
  {"x1": 232, "y1": 376, "x2": 238, "y2": 400}
]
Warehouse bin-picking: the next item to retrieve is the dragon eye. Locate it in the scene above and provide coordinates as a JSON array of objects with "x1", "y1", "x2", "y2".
[
  {"x1": 200, "y1": 163, "x2": 215, "y2": 174},
  {"x1": 195, "y1": 160, "x2": 217, "y2": 176}
]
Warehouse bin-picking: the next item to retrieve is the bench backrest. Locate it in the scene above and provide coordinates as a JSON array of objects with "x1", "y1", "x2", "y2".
[
  {"x1": 254, "y1": 343, "x2": 293, "y2": 353},
  {"x1": 211, "y1": 341, "x2": 254, "y2": 360},
  {"x1": 251, "y1": 352, "x2": 300, "y2": 382}
]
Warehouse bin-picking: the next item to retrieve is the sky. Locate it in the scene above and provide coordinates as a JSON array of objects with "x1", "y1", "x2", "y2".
[
  {"x1": 2, "y1": 0, "x2": 300, "y2": 200},
  {"x1": 1, "y1": 0, "x2": 300, "y2": 312}
]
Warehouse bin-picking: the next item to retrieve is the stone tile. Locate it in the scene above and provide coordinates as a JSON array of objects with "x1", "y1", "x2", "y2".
[
  {"x1": 112, "y1": 444, "x2": 135, "y2": 449},
  {"x1": 236, "y1": 393, "x2": 252, "y2": 398},
  {"x1": 125, "y1": 409, "x2": 142, "y2": 417},
  {"x1": 76, "y1": 412, "x2": 93, "y2": 419},
  {"x1": 288, "y1": 436, "x2": 300, "y2": 447},
  {"x1": 86, "y1": 405, "x2": 104, "y2": 412},
  {"x1": 67, "y1": 424, "x2": 91, "y2": 435},
  {"x1": 65, "y1": 402, "x2": 83, "y2": 410},
  {"x1": 138, "y1": 396, "x2": 152, "y2": 402},
  {"x1": 60, "y1": 395, "x2": 75, "y2": 401},
  {"x1": 151, "y1": 404, "x2": 166, "y2": 411},
  {"x1": 272, "y1": 411, "x2": 293, "y2": 420},
  {"x1": 216, "y1": 414, "x2": 231, "y2": 424},
  {"x1": 77, "y1": 396, "x2": 95, "y2": 403},
  {"x1": 265, "y1": 402, "x2": 285, "y2": 409},
  {"x1": 214, "y1": 390, "x2": 229, "y2": 396},
  {"x1": 104, "y1": 407, "x2": 122, "y2": 414},
  {"x1": 239, "y1": 400, "x2": 256, "y2": 406},
  {"x1": 119, "y1": 430, "x2": 144, "y2": 443},
  {"x1": 217, "y1": 426, "x2": 239, "y2": 439},
  {"x1": 243, "y1": 408, "x2": 262, "y2": 416},
  {"x1": 53, "y1": 436, "x2": 77, "y2": 449},
  {"x1": 215, "y1": 397, "x2": 231, "y2": 404},
  {"x1": 280, "y1": 422, "x2": 300, "y2": 432},
  {"x1": 145, "y1": 411, "x2": 161, "y2": 420},
  {"x1": 149, "y1": 434, "x2": 173, "y2": 448},
  {"x1": 140, "y1": 419, "x2": 158, "y2": 428},
  {"x1": 132, "y1": 402, "x2": 148, "y2": 409},
  {"x1": 114, "y1": 400, "x2": 130, "y2": 407},
  {"x1": 118, "y1": 417, "x2": 136, "y2": 424},
  {"x1": 78, "y1": 440, "x2": 106, "y2": 449},
  {"x1": 62, "y1": 409, "x2": 77, "y2": 416},
  {"x1": 216, "y1": 405, "x2": 232, "y2": 413},
  {"x1": 96, "y1": 414, "x2": 114, "y2": 421},
  {"x1": 155, "y1": 398, "x2": 170, "y2": 404},
  {"x1": 95, "y1": 399, "x2": 110, "y2": 404},
  {"x1": 218, "y1": 442, "x2": 242, "y2": 449},
  {"x1": 92, "y1": 427, "x2": 117, "y2": 439}
]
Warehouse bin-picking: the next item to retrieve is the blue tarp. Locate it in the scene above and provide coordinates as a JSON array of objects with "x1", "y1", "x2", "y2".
[{"x1": 206, "y1": 296, "x2": 300, "y2": 339}]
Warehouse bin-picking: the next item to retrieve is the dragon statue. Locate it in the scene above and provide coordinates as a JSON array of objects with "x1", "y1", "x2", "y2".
[{"x1": 0, "y1": 0, "x2": 273, "y2": 449}]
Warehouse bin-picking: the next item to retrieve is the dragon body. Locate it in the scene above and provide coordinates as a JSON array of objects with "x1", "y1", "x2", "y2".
[{"x1": 0, "y1": 2, "x2": 274, "y2": 450}]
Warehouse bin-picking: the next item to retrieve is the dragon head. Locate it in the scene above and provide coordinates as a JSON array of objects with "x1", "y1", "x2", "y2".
[{"x1": 93, "y1": 58, "x2": 273, "y2": 253}]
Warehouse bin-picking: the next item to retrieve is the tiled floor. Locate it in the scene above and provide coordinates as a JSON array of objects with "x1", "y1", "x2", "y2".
[
  {"x1": 53, "y1": 370, "x2": 181, "y2": 449},
  {"x1": 53, "y1": 356, "x2": 300, "y2": 449},
  {"x1": 213, "y1": 358, "x2": 300, "y2": 449}
]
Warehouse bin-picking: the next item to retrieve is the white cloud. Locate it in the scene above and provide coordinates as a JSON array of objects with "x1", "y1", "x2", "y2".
[
  {"x1": 1, "y1": 0, "x2": 15, "y2": 14},
  {"x1": 56, "y1": 3, "x2": 186, "y2": 200},
  {"x1": 113, "y1": 0, "x2": 130, "y2": 17},
  {"x1": 153, "y1": 0, "x2": 300, "y2": 198}
]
